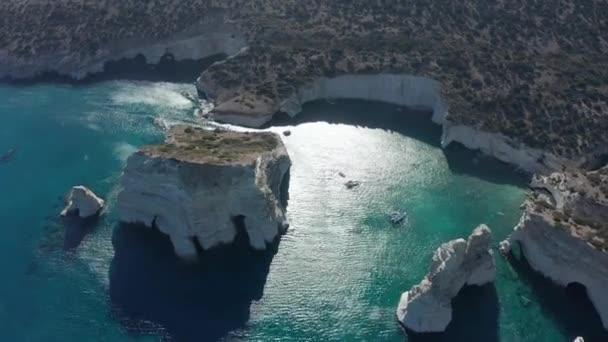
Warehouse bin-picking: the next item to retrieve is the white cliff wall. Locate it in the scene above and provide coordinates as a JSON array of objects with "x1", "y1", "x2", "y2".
[
  {"x1": 0, "y1": 19, "x2": 246, "y2": 80},
  {"x1": 68, "y1": 32, "x2": 246, "y2": 80},
  {"x1": 509, "y1": 212, "x2": 608, "y2": 330},
  {"x1": 280, "y1": 74, "x2": 448, "y2": 124},
  {"x1": 117, "y1": 148, "x2": 291, "y2": 261},
  {"x1": 275, "y1": 73, "x2": 568, "y2": 174}
]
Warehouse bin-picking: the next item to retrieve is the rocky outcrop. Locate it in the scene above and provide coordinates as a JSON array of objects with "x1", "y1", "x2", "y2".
[
  {"x1": 198, "y1": 73, "x2": 570, "y2": 174},
  {"x1": 117, "y1": 125, "x2": 291, "y2": 261},
  {"x1": 503, "y1": 167, "x2": 608, "y2": 330},
  {"x1": 0, "y1": 15, "x2": 245, "y2": 80},
  {"x1": 396, "y1": 225, "x2": 496, "y2": 333},
  {"x1": 507, "y1": 210, "x2": 608, "y2": 330},
  {"x1": 60, "y1": 186, "x2": 105, "y2": 218}
]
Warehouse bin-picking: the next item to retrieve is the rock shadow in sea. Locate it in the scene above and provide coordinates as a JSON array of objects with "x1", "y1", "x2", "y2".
[
  {"x1": 403, "y1": 284, "x2": 499, "y2": 342},
  {"x1": 269, "y1": 99, "x2": 528, "y2": 188},
  {"x1": 62, "y1": 214, "x2": 101, "y2": 250},
  {"x1": 509, "y1": 248, "x2": 608, "y2": 342},
  {"x1": 109, "y1": 223, "x2": 278, "y2": 342}
]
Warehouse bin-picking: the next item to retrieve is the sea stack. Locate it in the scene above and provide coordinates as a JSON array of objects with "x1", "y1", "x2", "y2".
[
  {"x1": 60, "y1": 186, "x2": 105, "y2": 218},
  {"x1": 503, "y1": 168, "x2": 608, "y2": 330},
  {"x1": 396, "y1": 225, "x2": 496, "y2": 333},
  {"x1": 117, "y1": 125, "x2": 291, "y2": 261}
]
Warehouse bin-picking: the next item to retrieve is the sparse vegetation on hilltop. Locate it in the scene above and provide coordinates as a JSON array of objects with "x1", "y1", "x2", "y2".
[
  {"x1": 2, "y1": 0, "x2": 608, "y2": 163},
  {"x1": 143, "y1": 125, "x2": 280, "y2": 164}
]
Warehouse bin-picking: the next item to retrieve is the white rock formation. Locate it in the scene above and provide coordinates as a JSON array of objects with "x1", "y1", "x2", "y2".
[
  {"x1": 199, "y1": 73, "x2": 571, "y2": 174},
  {"x1": 117, "y1": 125, "x2": 291, "y2": 261},
  {"x1": 60, "y1": 186, "x2": 105, "y2": 218},
  {"x1": 0, "y1": 16, "x2": 246, "y2": 80},
  {"x1": 506, "y1": 210, "x2": 608, "y2": 330},
  {"x1": 503, "y1": 168, "x2": 608, "y2": 330},
  {"x1": 396, "y1": 225, "x2": 496, "y2": 333}
]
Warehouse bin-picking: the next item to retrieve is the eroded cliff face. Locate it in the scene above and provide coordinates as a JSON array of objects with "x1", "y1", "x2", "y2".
[
  {"x1": 0, "y1": 9, "x2": 246, "y2": 80},
  {"x1": 117, "y1": 125, "x2": 291, "y2": 261},
  {"x1": 198, "y1": 72, "x2": 571, "y2": 174},
  {"x1": 504, "y1": 167, "x2": 608, "y2": 329},
  {"x1": 396, "y1": 225, "x2": 496, "y2": 333}
]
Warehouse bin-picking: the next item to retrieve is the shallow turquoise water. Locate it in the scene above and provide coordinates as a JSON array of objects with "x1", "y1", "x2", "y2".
[{"x1": 0, "y1": 82, "x2": 605, "y2": 342}]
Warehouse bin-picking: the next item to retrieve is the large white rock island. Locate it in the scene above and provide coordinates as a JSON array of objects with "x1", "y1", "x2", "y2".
[{"x1": 117, "y1": 125, "x2": 291, "y2": 261}]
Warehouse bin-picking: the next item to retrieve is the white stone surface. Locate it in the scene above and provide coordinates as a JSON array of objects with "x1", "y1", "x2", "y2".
[
  {"x1": 0, "y1": 17, "x2": 246, "y2": 80},
  {"x1": 507, "y1": 211, "x2": 608, "y2": 330},
  {"x1": 396, "y1": 225, "x2": 496, "y2": 333},
  {"x1": 117, "y1": 130, "x2": 291, "y2": 261},
  {"x1": 60, "y1": 186, "x2": 105, "y2": 218},
  {"x1": 200, "y1": 72, "x2": 571, "y2": 174}
]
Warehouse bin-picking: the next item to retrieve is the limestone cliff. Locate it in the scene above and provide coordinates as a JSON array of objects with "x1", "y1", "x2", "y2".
[
  {"x1": 198, "y1": 72, "x2": 572, "y2": 174},
  {"x1": 117, "y1": 125, "x2": 291, "y2": 261},
  {"x1": 503, "y1": 167, "x2": 608, "y2": 330},
  {"x1": 61, "y1": 185, "x2": 105, "y2": 218},
  {"x1": 396, "y1": 225, "x2": 496, "y2": 333},
  {"x1": 0, "y1": 8, "x2": 245, "y2": 80}
]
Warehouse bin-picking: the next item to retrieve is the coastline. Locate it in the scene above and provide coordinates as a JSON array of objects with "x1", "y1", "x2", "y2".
[
  {"x1": 198, "y1": 73, "x2": 572, "y2": 174},
  {"x1": 0, "y1": 26, "x2": 246, "y2": 83}
]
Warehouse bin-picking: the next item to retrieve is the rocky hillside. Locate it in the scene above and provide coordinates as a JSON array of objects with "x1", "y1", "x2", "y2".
[{"x1": 2, "y1": 0, "x2": 607, "y2": 165}]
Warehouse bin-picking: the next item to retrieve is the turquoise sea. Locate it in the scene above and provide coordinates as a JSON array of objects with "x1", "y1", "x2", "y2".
[{"x1": 0, "y1": 81, "x2": 606, "y2": 342}]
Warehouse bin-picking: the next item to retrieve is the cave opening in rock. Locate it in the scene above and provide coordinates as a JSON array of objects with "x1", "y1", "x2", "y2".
[
  {"x1": 231, "y1": 215, "x2": 251, "y2": 248},
  {"x1": 566, "y1": 282, "x2": 589, "y2": 300}
]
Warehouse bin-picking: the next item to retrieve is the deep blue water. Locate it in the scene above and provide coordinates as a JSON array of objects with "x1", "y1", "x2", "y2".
[{"x1": 0, "y1": 81, "x2": 606, "y2": 342}]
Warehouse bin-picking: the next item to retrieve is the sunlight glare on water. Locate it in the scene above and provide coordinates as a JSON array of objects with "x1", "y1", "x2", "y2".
[{"x1": 0, "y1": 82, "x2": 605, "y2": 342}]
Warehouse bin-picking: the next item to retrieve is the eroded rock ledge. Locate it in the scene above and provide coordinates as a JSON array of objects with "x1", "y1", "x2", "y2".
[
  {"x1": 396, "y1": 225, "x2": 496, "y2": 333},
  {"x1": 117, "y1": 125, "x2": 291, "y2": 261},
  {"x1": 502, "y1": 167, "x2": 608, "y2": 329},
  {"x1": 198, "y1": 72, "x2": 573, "y2": 174}
]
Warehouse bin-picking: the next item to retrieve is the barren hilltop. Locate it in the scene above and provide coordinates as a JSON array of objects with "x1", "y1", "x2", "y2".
[{"x1": 1, "y1": 0, "x2": 607, "y2": 167}]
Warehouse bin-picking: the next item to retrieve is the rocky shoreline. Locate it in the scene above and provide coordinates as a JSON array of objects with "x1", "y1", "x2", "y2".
[
  {"x1": 3, "y1": 1, "x2": 607, "y2": 337},
  {"x1": 198, "y1": 72, "x2": 577, "y2": 174},
  {"x1": 0, "y1": 16, "x2": 245, "y2": 81},
  {"x1": 502, "y1": 167, "x2": 608, "y2": 329}
]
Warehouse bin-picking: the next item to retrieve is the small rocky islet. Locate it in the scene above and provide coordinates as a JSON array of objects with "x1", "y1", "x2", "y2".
[
  {"x1": 1, "y1": 0, "x2": 607, "y2": 340},
  {"x1": 117, "y1": 125, "x2": 291, "y2": 261}
]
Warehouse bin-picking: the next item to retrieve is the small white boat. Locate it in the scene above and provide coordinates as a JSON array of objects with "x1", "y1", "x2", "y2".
[{"x1": 389, "y1": 211, "x2": 407, "y2": 225}]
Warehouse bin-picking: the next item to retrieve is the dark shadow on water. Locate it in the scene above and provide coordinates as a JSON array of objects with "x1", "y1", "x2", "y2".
[
  {"x1": 62, "y1": 214, "x2": 100, "y2": 250},
  {"x1": 109, "y1": 223, "x2": 278, "y2": 342},
  {"x1": 269, "y1": 99, "x2": 441, "y2": 148},
  {"x1": 404, "y1": 284, "x2": 499, "y2": 342},
  {"x1": 509, "y1": 247, "x2": 608, "y2": 342},
  {"x1": 443, "y1": 143, "x2": 530, "y2": 188},
  {"x1": 2, "y1": 53, "x2": 226, "y2": 86},
  {"x1": 279, "y1": 168, "x2": 291, "y2": 209},
  {"x1": 269, "y1": 99, "x2": 528, "y2": 188}
]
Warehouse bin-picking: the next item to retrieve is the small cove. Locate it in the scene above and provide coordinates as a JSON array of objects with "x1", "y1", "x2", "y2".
[{"x1": 0, "y1": 82, "x2": 605, "y2": 341}]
